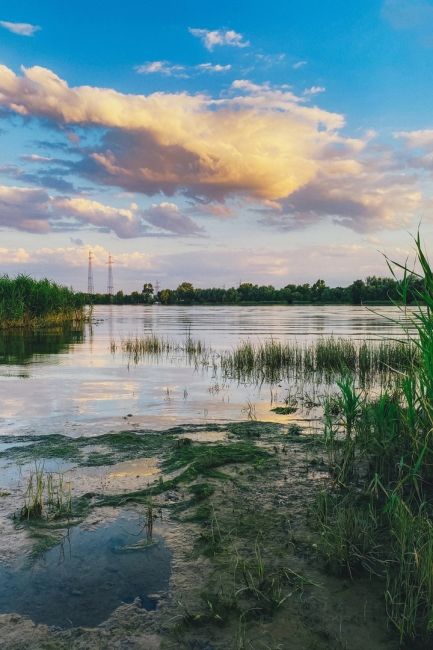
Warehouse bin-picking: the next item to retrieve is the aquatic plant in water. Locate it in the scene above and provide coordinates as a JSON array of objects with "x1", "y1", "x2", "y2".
[{"x1": 20, "y1": 465, "x2": 72, "y2": 520}]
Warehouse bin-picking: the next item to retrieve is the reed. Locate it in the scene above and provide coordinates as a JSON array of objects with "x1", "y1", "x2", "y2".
[
  {"x1": 315, "y1": 234, "x2": 433, "y2": 645},
  {"x1": 220, "y1": 337, "x2": 418, "y2": 384},
  {"x1": 113, "y1": 331, "x2": 418, "y2": 385},
  {"x1": 20, "y1": 465, "x2": 72, "y2": 520},
  {"x1": 0, "y1": 275, "x2": 86, "y2": 328},
  {"x1": 113, "y1": 332, "x2": 209, "y2": 364}
]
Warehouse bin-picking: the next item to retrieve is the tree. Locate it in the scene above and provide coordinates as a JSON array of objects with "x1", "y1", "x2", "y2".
[
  {"x1": 142, "y1": 282, "x2": 154, "y2": 304},
  {"x1": 158, "y1": 289, "x2": 176, "y2": 305},
  {"x1": 114, "y1": 290, "x2": 124, "y2": 304},
  {"x1": 130, "y1": 291, "x2": 142, "y2": 304},
  {"x1": 311, "y1": 279, "x2": 327, "y2": 302},
  {"x1": 237, "y1": 283, "x2": 255, "y2": 301},
  {"x1": 176, "y1": 282, "x2": 195, "y2": 303},
  {"x1": 350, "y1": 279, "x2": 365, "y2": 305}
]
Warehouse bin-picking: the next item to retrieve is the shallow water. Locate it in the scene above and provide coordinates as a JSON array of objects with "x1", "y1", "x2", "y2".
[
  {"x1": 0, "y1": 305, "x2": 414, "y2": 437},
  {"x1": 0, "y1": 510, "x2": 171, "y2": 627},
  {"x1": 0, "y1": 304, "x2": 415, "y2": 635}
]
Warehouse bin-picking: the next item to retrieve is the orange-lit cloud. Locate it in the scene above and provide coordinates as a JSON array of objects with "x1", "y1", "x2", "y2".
[
  {"x1": 0, "y1": 65, "x2": 345, "y2": 202},
  {"x1": 0, "y1": 65, "x2": 424, "y2": 233}
]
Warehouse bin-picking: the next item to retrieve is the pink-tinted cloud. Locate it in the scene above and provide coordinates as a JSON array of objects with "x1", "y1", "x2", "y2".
[
  {"x1": 0, "y1": 242, "x2": 414, "y2": 291},
  {"x1": 143, "y1": 202, "x2": 204, "y2": 235},
  {"x1": 0, "y1": 185, "x2": 203, "y2": 238},
  {"x1": 260, "y1": 169, "x2": 421, "y2": 233}
]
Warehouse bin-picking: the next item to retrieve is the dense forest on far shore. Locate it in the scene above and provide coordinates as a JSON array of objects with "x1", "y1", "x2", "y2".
[{"x1": 88, "y1": 275, "x2": 424, "y2": 306}]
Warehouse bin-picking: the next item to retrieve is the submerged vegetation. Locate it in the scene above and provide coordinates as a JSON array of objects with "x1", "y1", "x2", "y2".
[{"x1": 0, "y1": 275, "x2": 87, "y2": 328}]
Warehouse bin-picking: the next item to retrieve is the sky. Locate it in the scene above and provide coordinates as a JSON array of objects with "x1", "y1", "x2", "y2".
[{"x1": 0, "y1": 0, "x2": 433, "y2": 291}]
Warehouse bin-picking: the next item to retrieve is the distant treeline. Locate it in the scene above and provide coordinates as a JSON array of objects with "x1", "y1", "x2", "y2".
[
  {"x1": 0, "y1": 275, "x2": 87, "y2": 328},
  {"x1": 88, "y1": 276, "x2": 424, "y2": 306}
]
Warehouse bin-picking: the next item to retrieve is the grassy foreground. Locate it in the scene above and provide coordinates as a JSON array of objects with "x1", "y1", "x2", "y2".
[
  {"x1": 0, "y1": 275, "x2": 86, "y2": 328},
  {"x1": 316, "y1": 234, "x2": 433, "y2": 647}
]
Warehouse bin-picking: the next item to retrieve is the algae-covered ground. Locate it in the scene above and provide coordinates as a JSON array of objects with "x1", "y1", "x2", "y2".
[{"x1": 0, "y1": 421, "x2": 396, "y2": 649}]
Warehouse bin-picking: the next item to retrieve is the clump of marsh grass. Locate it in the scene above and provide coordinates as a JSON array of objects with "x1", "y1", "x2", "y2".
[
  {"x1": 20, "y1": 465, "x2": 72, "y2": 520},
  {"x1": 111, "y1": 331, "x2": 209, "y2": 365},
  {"x1": 220, "y1": 337, "x2": 418, "y2": 386},
  {"x1": 234, "y1": 538, "x2": 311, "y2": 615}
]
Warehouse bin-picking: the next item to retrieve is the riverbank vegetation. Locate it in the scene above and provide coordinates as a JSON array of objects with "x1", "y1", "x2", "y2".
[
  {"x1": 90, "y1": 274, "x2": 424, "y2": 306},
  {"x1": 0, "y1": 275, "x2": 87, "y2": 328},
  {"x1": 315, "y1": 235, "x2": 433, "y2": 646}
]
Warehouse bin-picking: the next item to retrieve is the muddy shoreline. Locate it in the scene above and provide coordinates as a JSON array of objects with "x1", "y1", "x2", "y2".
[{"x1": 0, "y1": 421, "x2": 398, "y2": 649}]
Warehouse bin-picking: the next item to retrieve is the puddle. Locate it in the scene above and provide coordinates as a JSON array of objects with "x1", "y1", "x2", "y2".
[
  {"x1": 0, "y1": 510, "x2": 171, "y2": 628},
  {"x1": 0, "y1": 441, "x2": 32, "y2": 453},
  {"x1": 108, "y1": 457, "x2": 160, "y2": 479}
]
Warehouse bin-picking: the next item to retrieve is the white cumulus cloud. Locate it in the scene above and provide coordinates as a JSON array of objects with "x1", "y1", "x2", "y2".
[{"x1": 189, "y1": 27, "x2": 250, "y2": 50}]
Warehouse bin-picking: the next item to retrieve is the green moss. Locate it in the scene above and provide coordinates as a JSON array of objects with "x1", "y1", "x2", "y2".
[
  {"x1": 287, "y1": 423, "x2": 303, "y2": 436},
  {"x1": 227, "y1": 421, "x2": 284, "y2": 439},
  {"x1": 187, "y1": 503, "x2": 213, "y2": 523},
  {"x1": 84, "y1": 442, "x2": 271, "y2": 510},
  {"x1": 163, "y1": 441, "x2": 270, "y2": 474},
  {"x1": 189, "y1": 482, "x2": 215, "y2": 502},
  {"x1": 85, "y1": 452, "x2": 117, "y2": 466},
  {"x1": 271, "y1": 406, "x2": 297, "y2": 415},
  {"x1": 0, "y1": 429, "x2": 177, "y2": 466}
]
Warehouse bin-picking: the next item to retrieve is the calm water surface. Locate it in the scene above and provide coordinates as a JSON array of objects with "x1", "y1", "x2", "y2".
[
  {"x1": 0, "y1": 305, "x2": 414, "y2": 437},
  {"x1": 0, "y1": 511, "x2": 171, "y2": 627}
]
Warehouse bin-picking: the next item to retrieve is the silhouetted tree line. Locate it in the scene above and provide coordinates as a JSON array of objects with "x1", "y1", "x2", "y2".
[{"x1": 87, "y1": 275, "x2": 425, "y2": 306}]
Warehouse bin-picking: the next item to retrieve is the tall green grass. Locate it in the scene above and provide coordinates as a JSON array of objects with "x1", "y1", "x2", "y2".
[
  {"x1": 20, "y1": 465, "x2": 72, "y2": 520},
  {"x1": 316, "y1": 234, "x2": 433, "y2": 646},
  {"x1": 220, "y1": 337, "x2": 418, "y2": 384},
  {"x1": 111, "y1": 332, "x2": 209, "y2": 365},
  {"x1": 113, "y1": 332, "x2": 418, "y2": 385},
  {"x1": 0, "y1": 275, "x2": 86, "y2": 328}
]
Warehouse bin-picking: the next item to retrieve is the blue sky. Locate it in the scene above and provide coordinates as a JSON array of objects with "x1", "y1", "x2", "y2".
[{"x1": 0, "y1": 0, "x2": 432, "y2": 291}]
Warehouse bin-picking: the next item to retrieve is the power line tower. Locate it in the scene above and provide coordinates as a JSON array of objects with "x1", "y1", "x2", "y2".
[
  {"x1": 87, "y1": 250, "x2": 94, "y2": 295},
  {"x1": 154, "y1": 280, "x2": 160, "y2": 294},
  {"x1": 107, "y1": 253, "x2": 114, "y2": 296}
]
